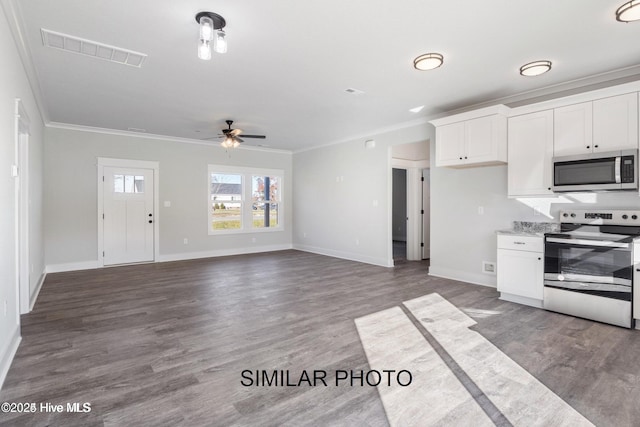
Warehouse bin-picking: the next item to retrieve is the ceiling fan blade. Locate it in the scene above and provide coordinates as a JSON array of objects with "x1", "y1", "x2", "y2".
[
  {"x1": 229, "y1": 129, "x2": 242, "y2": 136},
  {"x1": 240, "y1": 134, "x2": 266, "y2": 139},
  {"x1": 234, "y1": 137, "x2": 244, "y2": 143}
]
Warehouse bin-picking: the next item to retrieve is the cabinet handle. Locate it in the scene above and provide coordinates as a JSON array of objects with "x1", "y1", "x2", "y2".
[
  {"x1": 538, "y1": 257, "x2": 542, "y2": 260},
  {"x1": 594, "y1": 145, "x2": 599, "y2": 148},
  {"x1": 464, "y1": 156, "x2": 468, "y2": 159},
  {"x1": 514, "y1": 242, "x2": 525, "y2": 245},
  {"x1": 586, "y1": 146, "x2": 590, "y2": 149},
  {"x1": 459, "y1": 157, "x2": 463, "y2": 160}
]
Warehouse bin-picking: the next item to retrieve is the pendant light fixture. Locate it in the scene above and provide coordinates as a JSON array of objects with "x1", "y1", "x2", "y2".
[
  {"x1": 195, "y1": 12, "x2": 227, "y2": 60},
  {"x1": 413, "y1": 53, "x2": 444, "y2": 71},
  {"x1": 519, "y1": 60, "x2": 552, "y2": 77},
  {"x1": 616, "y1": 1, "x2": 640, "y2": 22}
]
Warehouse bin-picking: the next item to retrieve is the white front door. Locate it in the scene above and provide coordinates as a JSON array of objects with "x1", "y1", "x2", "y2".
[{"x1": 102, "y1": 167, "x2": 154, "y2": 265}]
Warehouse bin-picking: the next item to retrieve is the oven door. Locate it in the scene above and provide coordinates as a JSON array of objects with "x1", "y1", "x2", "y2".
[{"x1": 544, "y1": 236, "x2": 632, "y2": 301}]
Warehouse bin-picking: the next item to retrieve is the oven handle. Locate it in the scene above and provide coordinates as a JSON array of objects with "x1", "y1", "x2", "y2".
[{"x1": 546, "y1": 237, "x2": 630, "y2": 249}]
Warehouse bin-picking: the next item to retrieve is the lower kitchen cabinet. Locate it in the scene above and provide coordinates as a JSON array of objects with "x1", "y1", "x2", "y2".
[{"x1": 497, "y1": 234, "x2": 544, "y2": 307}]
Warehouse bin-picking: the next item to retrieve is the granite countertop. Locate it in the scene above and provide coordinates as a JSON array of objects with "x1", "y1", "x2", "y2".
[{"x1": 496, "y1": 221, "x2": 559, "y2": 237}]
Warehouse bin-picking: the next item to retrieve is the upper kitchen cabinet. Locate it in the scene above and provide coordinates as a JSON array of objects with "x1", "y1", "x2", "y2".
[
  {"x1": 508, "y1": 110, "x2": 554, "y2": 197},
  {"x1": 554, "y1": 93, "x2": 639, "y2": 157},
  {"x1": 431, "y1": 105, "x2": 509, "y2": 168},
  {"x1": 593, "y1": 92, "x2": 638, "y2": 152}
]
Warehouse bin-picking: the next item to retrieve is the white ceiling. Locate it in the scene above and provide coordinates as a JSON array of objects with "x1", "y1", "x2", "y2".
[{"x1": 10, "y1": 0, "x2": 640, "y2": 151}]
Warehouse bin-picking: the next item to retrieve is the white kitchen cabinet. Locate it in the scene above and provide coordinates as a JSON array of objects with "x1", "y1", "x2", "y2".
[
  {"x1": 593, "y1": 92, "x2": 638, "y2": 152},
  {"x1": 434, "y1": 122, "x2": 466, "y2": 165},
  {"x1": 554, "y1": 93, "x2": 639, "y2": 157},
  {"x1": 507, "y1": 110, "x2": 554, "y2": 197},
  {"x1": 553, "y1": 102, "x2": 592, "y2": 156},
  {"x1": 433, "y1": 107, "x2": 508, "y2": 167},
  {"x1": 497, "y1": 234, "x2": 544, "y2": 307}
]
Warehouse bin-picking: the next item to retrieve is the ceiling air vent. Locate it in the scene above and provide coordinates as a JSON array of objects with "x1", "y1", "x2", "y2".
[{"x1": 41, "y1": 29, "x2": 147, "y2": 68}]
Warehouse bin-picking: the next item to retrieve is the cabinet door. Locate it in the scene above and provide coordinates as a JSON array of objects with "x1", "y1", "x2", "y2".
[
  {"x1": 593, "y1": 93, "x2": 639, "y2": 152},
  {"x1": 435, "y1": 122, "x2": 465, "y2": 166},
  {"x1": 497, "y1": 249, "x2": 543, "y2": 300},
  {"x1": 465, "y1": 116, "x2": 496, "y2": 163},
  {"x1": 508, "y1": 110, "x2": 554, "y2": 197},
  {"x1": 554, "y1": 102, "x2": 593, "y2": 156}
]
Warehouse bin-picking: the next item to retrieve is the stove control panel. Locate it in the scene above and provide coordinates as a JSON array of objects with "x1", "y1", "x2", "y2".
[{"x1": 560, "y1": 209, "x2": 640, "y2": 225}]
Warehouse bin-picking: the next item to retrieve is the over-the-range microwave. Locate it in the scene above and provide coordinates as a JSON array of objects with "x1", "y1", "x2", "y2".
[{"x1": 552, "y1": 149, "x2": 638, "y2": 192}]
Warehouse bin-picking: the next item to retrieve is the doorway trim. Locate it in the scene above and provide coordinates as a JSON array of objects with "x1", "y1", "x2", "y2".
[
  {"x1": 97, "y1": 157, "x2": 160, "y2": 267},
  {"x1": 15, "y1": 99, "x2": 31, "y2": 314}
]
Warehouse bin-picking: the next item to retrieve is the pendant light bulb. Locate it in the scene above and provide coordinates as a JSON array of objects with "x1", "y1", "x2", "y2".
[
  {"x1": 199, "y1": 16, "x2": 214, "y2": 41},
  {"x1": 214, "y1": 30, "x2": 227, "y2": 54},
  {"x1": 198, "y1": 39, "x2": 211, "y2": 60}
]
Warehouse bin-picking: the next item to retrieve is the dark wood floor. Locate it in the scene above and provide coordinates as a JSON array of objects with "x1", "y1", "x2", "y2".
[{"x1": 1, "y1": 250, "x2": 639, "y2": 426}]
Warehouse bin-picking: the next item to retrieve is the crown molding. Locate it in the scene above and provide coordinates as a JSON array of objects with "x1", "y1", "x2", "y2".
[
  {"x1": 45, "y1": 121, "x2": 293, "y2": 154},
  {"x1": 1, "y1": 0, "x2": 49, "y2": 123},
  {"x1": 293, "y1": 116, "x2": 430, "y2": 154}
]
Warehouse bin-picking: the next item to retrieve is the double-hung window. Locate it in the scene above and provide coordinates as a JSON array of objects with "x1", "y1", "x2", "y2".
[{"x1": 208, "y1": 165, "x2": 283, "y2": 234}]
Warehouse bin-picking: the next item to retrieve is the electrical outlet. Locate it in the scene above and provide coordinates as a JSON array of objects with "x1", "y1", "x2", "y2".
[
  {"x1": 252, "y1": 237, "x2": 257, "y2": 243},
  {"x1": 482, "y1": 261, "x2": 496, "y2": 275},
  {"x1": 303, "y1": 232, "x2": 307, "y2": 238},
  {"x1": 183, "y1": 238, "x2": 188, "y2": 245},
  {"x1": 3, "y1": 300, "x2": 7, "y2": 317},
  {"x1": 355, "y1": 238, "x2": 360, "y2": 245},
  {"x1": 478, "y1": 206, "x2": 484, "y2": 215}
]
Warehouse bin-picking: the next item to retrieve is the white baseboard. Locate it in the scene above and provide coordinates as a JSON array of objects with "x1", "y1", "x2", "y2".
[
  {"x1": 428, "y1": 265, "x2": 497, "y2": 288},
  {"x1": 499, "y1": 292, "x2": 543, "y2": 308},
  {"x1": 157, "y1": 244, "x2": 293, "y2": 263},
  {"x1": 293, "y1": 244, "x2": 393, "y2": 268},
  {"x1": 0, "y1": 327, "x2": 21, "y2": 391},
  {"x1": 46, "y1": 260, "x2": 99, "y2": 273},
  {"x1": 46, "y1": 246, "x2": 295, "y2": 273},
  {"x1": 29, "y1": 271, "x2": 46, "y2": 312}
]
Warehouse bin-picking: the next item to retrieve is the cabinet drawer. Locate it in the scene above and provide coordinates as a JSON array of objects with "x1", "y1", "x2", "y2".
[{"x1": 497, "y1": 235, "x2": 543, "y2": 252}]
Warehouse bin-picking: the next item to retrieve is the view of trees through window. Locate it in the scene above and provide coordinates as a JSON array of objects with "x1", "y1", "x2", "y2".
[{"x1": 252, "y1": 176, "x2": 279, "y2": 228}]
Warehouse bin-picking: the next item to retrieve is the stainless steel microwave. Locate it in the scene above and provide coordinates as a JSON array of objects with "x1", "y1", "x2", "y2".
[{"x1": 552, "y1": 149, "x2": 638, "y2": 192}]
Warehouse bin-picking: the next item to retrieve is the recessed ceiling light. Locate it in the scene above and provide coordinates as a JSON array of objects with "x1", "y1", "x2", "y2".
[
  {"x1": 413, "y1": 53, "x2": 444, "y2": 71},
  {"x1": 616, "y1": 1, "x2": 640, "y2": 22},
  {"x1": 409, "y1": 105, "x2": 425, "y2": 113},
  {"x1": 519, "y1": 60, "x2": 552, "y2": 77}
]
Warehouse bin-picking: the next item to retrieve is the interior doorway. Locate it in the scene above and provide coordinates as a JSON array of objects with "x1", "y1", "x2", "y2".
[
  {"x1": 392, "y1": 168, "x2": 407, "y2": 261},
  {"x1": 391, "y1": 140, "x2": 430, "y2": 263}
]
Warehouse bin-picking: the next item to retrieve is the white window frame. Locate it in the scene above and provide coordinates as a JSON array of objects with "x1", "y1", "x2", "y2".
[{"x1": 208, "y1": 165, "x2": 284, "y2": 235}]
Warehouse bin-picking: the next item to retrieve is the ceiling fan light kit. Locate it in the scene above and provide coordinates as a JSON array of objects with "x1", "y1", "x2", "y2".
[
  {"x1": 196, "y1": 11, "x2": 227, "y2": 60},
  {"x1": 616, "y1": 0, "x2": 640, "y2": 21},
  {"x1": 216, "y1": 120, "x2": 266, "y2": 149}
]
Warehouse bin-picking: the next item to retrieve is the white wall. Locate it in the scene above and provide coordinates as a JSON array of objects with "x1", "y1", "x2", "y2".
[
  {"x1": 292, "y1": 122, "x2": 431, "y2": 267},
  {"x1": 428, "y1": 130, "x2": 640, "y2": 287},
  {"x1": 0, "y1": 5, "x2": 45, "y2": 388},
  {"x1": 43, "y1": 127, "x2": 293, "y2": 270}
]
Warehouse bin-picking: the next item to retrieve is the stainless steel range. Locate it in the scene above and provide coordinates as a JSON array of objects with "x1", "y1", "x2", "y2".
[{"x1": 544, "y1": 209, "x2": 640, "y2": 328}]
